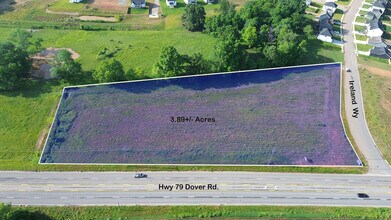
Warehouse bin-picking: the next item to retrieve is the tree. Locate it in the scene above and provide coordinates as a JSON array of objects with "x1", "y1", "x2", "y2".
[
  {"x1": 183, "y1": 53, "x2": 210, "y2": 75},
  {"x1": 0, "y1": 203, "x2": 12, "y2": 220},
  {"x1": 242, "y1": 26, "x2": 258, "y2": 48},
  {"x1": 8, "y1": 29, "x2": 43, "y2": 55},
  {"x1": 0, "y1": 42, "x2": 31, "y2": 91},
  {"x1": 182, "y1": 4, "x2": 206, "y2": 32},
  {"x1": 50, "y1": 50, "x2": 82, "y2": 83},
  {"x1": 214, "y1": 26, "x2": 247, "y2": 71},
  {"x1": 153, "y1": 46, "x2": 184, "y2": 77},
  {"x1": 125, "y1": 67, "x2": 147, "y2": 80},
  {"x1": 303, "y1": 24, "x2": 315, "y2": 39},
  {"x1": 93, "y1": 59, "x2": 125, "y2": 83}
]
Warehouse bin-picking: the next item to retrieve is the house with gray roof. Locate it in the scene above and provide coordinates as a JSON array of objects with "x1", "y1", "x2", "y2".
[
  {"x1": 370, "y1": 46, "x2": 391, "y2": 60},
  {"x1": 323, "y1": 2, "x2": 338, "y2": 13},
  {"x1": 371, "y1": 0, "x2": 388, "y2": 12},
  {"x1": 366, "y1": 18, "x2": 383, "y2": 37},
  {"x1": 317, "y1": 28, "x2": 333, "y2": 43},
  {"x1": 131, "y1": 0, "x2": 146, "y2": 8},
  {"x1": 368, "y1": 37, "x2": 388, "y2": 47}
]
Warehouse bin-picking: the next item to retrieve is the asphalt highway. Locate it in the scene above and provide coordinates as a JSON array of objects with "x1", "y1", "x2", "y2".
[
  {"x1": 1, "y1": 171, "x2": 391, "y2": 206},
  {"x1": 342, "y1": 0, "x2": 391, "y2": 175}
]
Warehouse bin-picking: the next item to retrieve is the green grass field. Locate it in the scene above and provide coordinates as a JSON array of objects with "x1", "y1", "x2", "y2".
[
  {"x1": 160, "y1": 0, "x2": 219, "y2": 30},
  {"x1": 354, "y1": 24, "x2": 366, "y2": 32},
  {"x1": 336, "y1": 0, "x2": 352, "y2": 5},
  {"x1": 0, "y1": 27, "x2": 216, "y2": 73},
  {"x1": 48, "y1": 0, "x2": 87, "y2": 13},
  {"x1": 3, "y1": 204, "x2": 391, "y2": 219},
  {"x1": 333, "y1": 8, "x2": 344, "y2": 21},
  {"x1": 356, "y1": 43, "x2": 373, "y2": 51},
  {"x1": 359, "y1": 65, "x2": 391, "y2": 164},
  {"x1": 0, "y1": 80, "x2": 62, "y2": 170},
  {"x1": 361, "y1": 3, "x2": 371, "y2": 9},
  {"x1": 355, "y1": 15, "x2": 367, "y2": 23},
  {"x1": 355, "y1": 34, "x2": 369, "y2": 42}
]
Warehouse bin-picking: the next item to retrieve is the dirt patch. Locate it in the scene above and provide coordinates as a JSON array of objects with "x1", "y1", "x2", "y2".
[
  {"x1": 362, "y1": 65, "x2": 391, "y2": 78},
  {"x1": 35, "y1": 102, "x2": 58, "y2": 150},
  {"x1": 34, "y1": 47, "x2": 80, "y2": 60},
  {"x1": 31, "y1": 47, "x2": 80, "y2": 79},
  {"x1": 79, "y1": 15, "x2": 117, "y2": 22},
  {"x1": 86, "y1": 0, "x2": 129, "y2": 13}
]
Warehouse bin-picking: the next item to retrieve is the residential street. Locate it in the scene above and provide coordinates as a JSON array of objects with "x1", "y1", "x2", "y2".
[{"x1": 342, "y1": 0, "x2": 391, "y2": 174}]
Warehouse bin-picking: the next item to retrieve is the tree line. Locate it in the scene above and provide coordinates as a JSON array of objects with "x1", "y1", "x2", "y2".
[
  {"x1": 0, "y1": 0, "x2": 315, "y2": 90},
  {"x1": 182, "y1": 0, "x2": 314, "y2": 71}
]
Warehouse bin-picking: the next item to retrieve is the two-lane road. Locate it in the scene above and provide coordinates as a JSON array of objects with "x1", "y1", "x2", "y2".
[
  {"x1": 342, "y1": 0, "x2": 391, "y2": 174},
  {"x1": 1, "y1": 171, "x2": 391, "y2": 206}
]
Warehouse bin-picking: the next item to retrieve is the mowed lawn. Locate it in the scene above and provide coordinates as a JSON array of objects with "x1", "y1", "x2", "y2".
[
  {"x1": 48, "y1": 0, "x2": 87, "y2": 12},
  {"x1": 0, "y1": 81, "x2": 62, "y2": 170},
  {"x1": 0, "y1": 27, "x2": 217, "y2": 74},
  {"x1": 359, "y1": 64, "x2": 391, "y2": 164}
]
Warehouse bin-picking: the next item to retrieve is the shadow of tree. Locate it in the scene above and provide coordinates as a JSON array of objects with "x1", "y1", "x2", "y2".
[
  {"x1": 8, "y1": 210, "x2": 54, "y2": 220},
  {"x1": 0, "y1": 0, "x2": 17, "y2": 16},
  {"x1": 0, "y1": 79, "x2": 60, "y2": 98}
]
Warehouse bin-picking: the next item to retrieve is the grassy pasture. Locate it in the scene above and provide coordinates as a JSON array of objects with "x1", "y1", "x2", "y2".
[
  {"x1": 359, "y1": 65, "x2": 391, "y2": 164},
  {"x1": 49, "y1": 0, "x2": 87, "y2": 13}
]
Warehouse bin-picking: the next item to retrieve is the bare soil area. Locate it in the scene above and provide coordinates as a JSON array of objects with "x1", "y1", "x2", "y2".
[
  {"x1": 79, "y1": 15, "x2": 117, "y2": 22},
  {"x1": 31, "y1": 47, "x2": 80, "y2": 79},
  {"x1": 86, "y1": 0, "x2": 129, "y2": 13},
  {"x1": 363, "y1": 65, "x2": 391, "y2": 78}
]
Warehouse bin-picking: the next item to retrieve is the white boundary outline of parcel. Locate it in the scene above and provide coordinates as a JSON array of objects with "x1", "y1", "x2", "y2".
[{"x1": 39, "y1": 62, "x2": 362, "y2": 167}]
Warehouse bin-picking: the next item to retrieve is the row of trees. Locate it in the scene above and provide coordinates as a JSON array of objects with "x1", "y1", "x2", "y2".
[
  {"x1": 181, "y1": 0, "x2": 314, "y2": 71},
  {"x1": 0, "y1": 30, "x2": 43, "y2": 91}
]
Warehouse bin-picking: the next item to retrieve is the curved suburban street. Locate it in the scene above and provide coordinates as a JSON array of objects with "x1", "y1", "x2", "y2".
[{"x1": 342, "y1": 0, "x2": 391, "y2": 175}]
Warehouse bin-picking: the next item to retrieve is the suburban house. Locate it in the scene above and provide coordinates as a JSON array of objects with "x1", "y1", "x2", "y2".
[
  {"x1": 368, "y1": 37, "x2": 388, "y2": 47},
  {"x1": 322, "y1": 2, "x2": 338, "y2": 13},
  {"x1": 366, "y1": 9, "x2": 383, "y2": 20},
  {"x1": 317, "y1": 28, "x2": 333, "y2": 43},
  {"x1": 365, "y1": 18, "x2": 383, "y2": 37},
  {"x1": 317, "y1": 7, "x2": 336, "y2": 43},
  {"x1": 69, "y1": 0, "x2": 82, "y2": 3},
  {"x1": 319, "y1": 17, "x2": 333, "y2": 31},
  {"x1": 204, "y1": 0, "x2": 215, "y2": 3},
  {"x1": 166, "y1": 0, "x2": 177, "y2": 7},
  {"x1": 131, "y1": 0, "x2": 146, "y2": 8},
  {"x1": 319, "y1": 11, "x2": 333, "y2": 22},
  {"x1": 184, "y1": 0, "x2": 197, "y2": 4},
  {"x1": 370, "y1": 46, "x2": 391, "y2": 60},
  {"x1": 370, "y1": 0, "x2": 388, "y2": 12}
]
